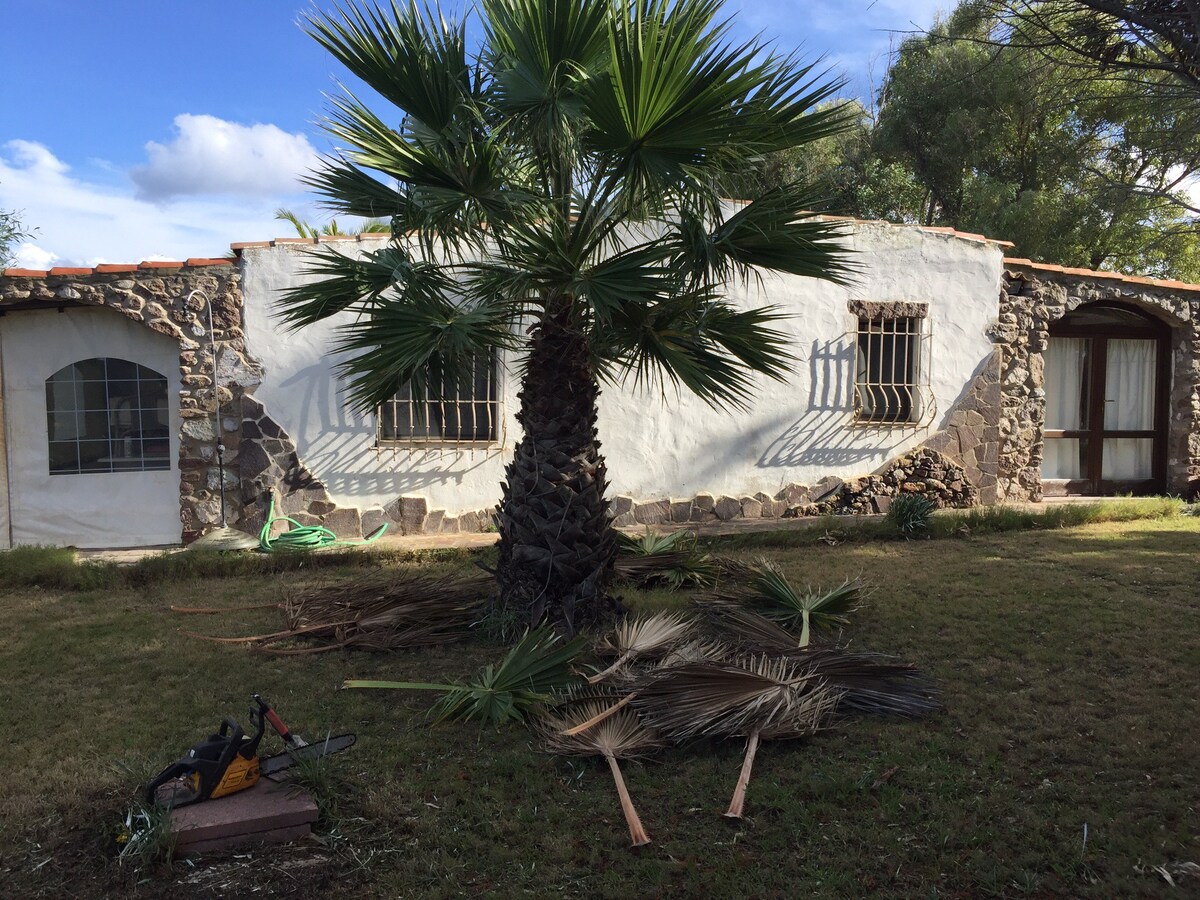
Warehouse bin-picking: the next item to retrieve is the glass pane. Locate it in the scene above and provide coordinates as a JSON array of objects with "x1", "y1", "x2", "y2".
[
  {"x1": 138, "y1": 377, "x2": 168, "y2": 410},
  {"x1": 105, "y1": 379, "x2": 139, "y2": 407},
  {"x1": 1044, "y1": 337, "x2": 1090, "y2": 430},
  {"x1": 81, "y1": 411, "x2": 110, "y2": 441},
  {"x1": 71, "y1": 358, "x2": 106, "y2": 381},
  {"x1": 1102, "y1": 438, "x2": 1153, "y2": 480},
  {"x1": 1104, "y1": 339, "x2": 1156, "y2": 430},
  {"x1": 77, "y1": 440, "x2": 111, "y2": 472},
  {"x1": 106, "y1": 358, "x2": 138, "y2": 380},
  {"x1": 48, "y1": 441, "x2": 80, "y2": 474},
  {"x1": 1058, "y1": 304, "x2": 1160, "y2": 328},
  {"x1": 48, "y1": 411, "x2": 81, "y2": 441},
  {"x1": 1042, "y1": 437, "x2": 1088, "y2": 480},
  {"x1": 77, "y1": 381, "x2": 108, "y2": 412}
]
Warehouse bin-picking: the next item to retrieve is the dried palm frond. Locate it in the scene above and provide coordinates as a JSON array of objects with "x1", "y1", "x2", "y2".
[
  {"x1": 694, "y1": 600, "x2": 802, "y2": 652},
  {"x1": 538, "y1": 702, "x2": 666, "y2": 846},
  {"x1": 345, "y1": 626, "x2": 587, "y2": 728},
  {"x1": 590, "y1": 611, "x2": 695, "y2": 683},
  {"x1": 657, "y1": 638, "x2": 732, "y2": 669},
  {"x1": 188, "y1": 572, "x2": 489, "y2": 654},
  {"x1": 633, "y1": 655, "x2": 840, "y2": 742},
  {"x1": 634, "y1": 655, "x2": 841, "y2": 819},
  {"x1": 781, "y1": 648, "x2": 940, "y2": 718},
  {"x1": 614, "y1": 529, "x2": 719, "y2": 589},
  {"x1": 719, "y1": 560, "x2": 865, "y2": 646}
]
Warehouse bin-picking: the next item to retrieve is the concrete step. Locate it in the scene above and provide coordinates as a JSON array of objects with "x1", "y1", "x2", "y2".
[{"x1": 169, "y1": 777, "x2": 318, "y2": 857}]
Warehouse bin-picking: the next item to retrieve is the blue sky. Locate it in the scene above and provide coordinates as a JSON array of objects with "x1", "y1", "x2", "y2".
[{"x1": 0, "y1": 0, "x2": 944, "y2": 268}]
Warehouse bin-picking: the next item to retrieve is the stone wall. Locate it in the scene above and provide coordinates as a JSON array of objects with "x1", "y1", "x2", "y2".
[
  {"x1": 0, "y1": 261, "x2": 256, "y2": 542},
  {"x1": 997, "y1": 265, "x2": 1200, "y2": 501}
]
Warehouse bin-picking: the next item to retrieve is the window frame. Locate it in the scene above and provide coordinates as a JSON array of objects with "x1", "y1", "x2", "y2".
[
  {"x1": 375, "y1": 350, "x2": 505, "y2": 449},
  {"x1": 850, "y1": 303, "x2": 932, "y2": 428}
]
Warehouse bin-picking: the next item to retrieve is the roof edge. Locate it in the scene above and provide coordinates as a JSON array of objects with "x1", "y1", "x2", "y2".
[
  {"x1": 2, "y1": 258, "x2": 234, "y2": 279},
  {"x1": 1003, "y1": 257, "x2": 1200, "y2": 294}
]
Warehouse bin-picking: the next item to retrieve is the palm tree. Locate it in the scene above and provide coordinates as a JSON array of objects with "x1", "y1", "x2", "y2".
[
  {"x1": 279, "y1": 0, "x2": 853, "y2": 633},
  {"x1": 274, "y1": 207, "x2": 390, "y2": 239}
]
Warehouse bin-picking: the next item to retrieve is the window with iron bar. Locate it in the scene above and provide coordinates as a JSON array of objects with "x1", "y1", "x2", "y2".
[
  {"x1": 377, "y1": 351, "x2": 501, "y2": 445},
  {"x1": 853, "y1": 313, "x2": 930, "y2": 425}
]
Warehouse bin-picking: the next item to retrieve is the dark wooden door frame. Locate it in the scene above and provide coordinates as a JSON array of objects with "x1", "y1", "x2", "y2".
[{"x1": 1042, "y1": 302, "x2": 1171, "y2": 496}]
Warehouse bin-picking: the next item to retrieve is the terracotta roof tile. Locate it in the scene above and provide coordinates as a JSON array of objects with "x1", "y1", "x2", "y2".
[
  {"x1": 48, "y1": 266, "x2": 93, "y2": 276},
  {"x1": 1004, "y1": 257, "x2": 1200, "y2": 293},
  {"x1": 1, "y1": 259, "x2": 236, "y2": 280},
  {"x1": 138, "y1": 261, "x2": 184, "y2": 269},
  {"x1": 184, "y1": 258, "x2": 234, "y2": 267},
  {"x1": 94, "y1": 264, "x2": 139, "y2": 273}
]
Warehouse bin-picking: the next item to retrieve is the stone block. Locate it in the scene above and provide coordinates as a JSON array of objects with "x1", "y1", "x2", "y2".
[
  {"x1": 361, "y1": 508, "x2": 388, "y2": 537},
  {"x1": 613, "y1": 511, "x2": 637, "y2": 528},
  {"x1": 170, "y1": 778, "x2": 317, "y2": 857},
  {"x1": 610, "y1": 496, "x2": 635, "y2": 518},
  {"x1": 458, "y1": 510, "x2": 482, "y2": 533},
  {"x1": 669, "y1": 500, "x2": 693, "y2": 523},
  {"x1": 421, "y1": 510, "x2": 445, "y2": 534},
  {"x1": 692, "y1": 494, "x2": 716, "y2": 512},
  {"x1": 634, "y1": 499, "x2": 670, "y2": 525},
  {"x1": 322, "y1": 507, "x2": 362, "y2": 539},
  {"x1": 441, "y1": 515, "x2": 461, "y2": 534},
  {"x1": 386, "y1": 496, "x2": 428, "y2": 534},
  {"x1": 740, "y1": 498, "x2": 763, "y2": 518},
  {"x1": 775, "y1": 483, "x2": 810, "y2": 505},
  {"x1": 753, "y1": 492, "x2": 772, "y2": 504},
  {"x1": 689, "y1": 504, "x2": 715, "y2": 522},
  {"x1": 762, "y1": 499, "x2": 787, "y2": 517},
  {"x1": 714, "y1": 496, "x2": 741, "y2": 520},
  {"x1": 809, "y1": 476, "x2": 844, "y2": 503},
  {"x1": 872, "y1": 495, "x2": 893, "y2": 514}
]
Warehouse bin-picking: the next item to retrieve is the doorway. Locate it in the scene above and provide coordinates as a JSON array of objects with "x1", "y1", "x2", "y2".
[{"x1": 1041, "y1": 303, "x2": 1170, "y2": 495}]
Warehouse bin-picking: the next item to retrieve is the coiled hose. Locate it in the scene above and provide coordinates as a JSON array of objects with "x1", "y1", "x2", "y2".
[{"x1": 258, "y1": 493, "x2": 388, "y2": 552}]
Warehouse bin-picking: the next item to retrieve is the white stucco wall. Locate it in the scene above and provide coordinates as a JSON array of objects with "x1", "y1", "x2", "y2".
[{"x1": 239, "y1": 221, "x2": 1004, "y2": 516}]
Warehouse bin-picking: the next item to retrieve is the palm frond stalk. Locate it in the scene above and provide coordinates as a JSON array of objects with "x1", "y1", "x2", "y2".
[
  {"x1": 287, "y1": 0, "x2": 854, "y2": 633},
  {"x1": 538, "y1": 703, "x2": 665, "y2": 847}
]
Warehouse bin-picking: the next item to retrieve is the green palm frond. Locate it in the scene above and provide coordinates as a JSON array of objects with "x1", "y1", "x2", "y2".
[
  {"x1": 726, "y1": 561, "x2": 865, "y2": 647},
  {"x1": 345, "y1": 626, "x2": 587, "y2": 728},
  {"x1": 614, "y1": 529, "x2": 719, "y2": 589}
]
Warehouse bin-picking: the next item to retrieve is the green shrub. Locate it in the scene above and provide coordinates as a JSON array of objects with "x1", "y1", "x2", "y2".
[{"x1": 887, "y1": 494, "x2": 937, "y2": 534}]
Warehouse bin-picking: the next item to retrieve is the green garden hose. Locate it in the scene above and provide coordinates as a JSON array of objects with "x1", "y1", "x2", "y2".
[{"x1": 258, "y1": 493, "x2": 388, "y2": 552}]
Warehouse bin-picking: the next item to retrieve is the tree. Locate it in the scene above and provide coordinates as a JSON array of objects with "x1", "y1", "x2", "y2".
[
  {"x1": 274, "y1": 207, "x2": 390, "y2": 238},
  {"x1": 0, "y1": 200, "x2": 33, "y2": 268},
  {"x1": 876, "y1": 1, "x2": 1200, "y2": 277},
  {"x1": 279, "y1": 0, "x2": 852, "y2": 633}
]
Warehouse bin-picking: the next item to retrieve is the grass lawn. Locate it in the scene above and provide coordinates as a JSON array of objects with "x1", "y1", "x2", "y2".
[{"x1": 0, "y1": 514, "x2": 1197, "y2": 897}]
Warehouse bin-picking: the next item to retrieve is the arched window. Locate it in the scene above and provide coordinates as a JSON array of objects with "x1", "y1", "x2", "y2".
[{"x1": 45, "y1": 358, "x2": 171, "y2": 475}]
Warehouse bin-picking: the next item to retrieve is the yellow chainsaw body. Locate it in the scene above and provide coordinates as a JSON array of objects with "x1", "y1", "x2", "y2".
[{"x1": 209, "y1": 753, "x2": 261, "y2": 799}]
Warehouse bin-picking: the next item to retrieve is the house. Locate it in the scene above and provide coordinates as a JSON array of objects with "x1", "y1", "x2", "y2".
[{"x1": 1, "y1": 218, "x2": 1197, "y2": 549}]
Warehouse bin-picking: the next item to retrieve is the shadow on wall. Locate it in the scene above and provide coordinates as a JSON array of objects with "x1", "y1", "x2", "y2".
[
  {"x1": 275, "y1": 361, "x2": 505, "y2": 499},
  {"x1": 757, "y1": 337, "x2": 909, "y2": 469}
]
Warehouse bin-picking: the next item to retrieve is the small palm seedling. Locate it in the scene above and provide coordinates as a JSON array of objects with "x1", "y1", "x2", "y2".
[
  {"x1": 589, "y1": 611, "x2": 695, "y2": 684},
  {"x1": 345, "y1": 627, "x2": 587, "y2": 728},
  {"x1": 887, "y1": 493, "x2": 937, "y2": 534},
  {"x1": 614, "y1": 529, "x2": 719, "y2": 590},
  {"x1": 733, "y1": 561, "x2": 865, "y2": 646},
  {"x1": 634, "y1": 656, "x2": 841, "y2": 818},
  {"x1": 538, "y1": 702, "x2": 666, "y2": 847}
]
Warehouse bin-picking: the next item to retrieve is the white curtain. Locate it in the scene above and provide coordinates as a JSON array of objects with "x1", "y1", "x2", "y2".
[
  {"x1": 1043, "y1": 438, "x2": 1085, "y2": 479},
  {"x1": 1104, "y1": 339, "x2": 1156, "y2": 430},
  {"x1": 1044, "y1": 337, "x2": 1089, "y2": 430}
]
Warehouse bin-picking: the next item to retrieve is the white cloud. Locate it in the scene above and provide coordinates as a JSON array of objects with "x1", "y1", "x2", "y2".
[
  {"x1": 130, "y1": 114, "x2": 320, "y2": 202},
  {"x1": 10, "y1": 243, "x2": 58, "y2": 270},
  {"x1": 0, "y1": 137, "x2": 321, "y2": 268}
]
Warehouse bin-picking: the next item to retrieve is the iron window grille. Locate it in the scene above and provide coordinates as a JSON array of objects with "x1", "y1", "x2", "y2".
[
  {"x1": 45, "y1": 357, "x2": 172, "y2": 475},
  {"x1": 852, "y1": 311, "x2": 933, "y2": 426},
  {"x1": 377, "y1": 351, "x2": 502, "y2": 446}
]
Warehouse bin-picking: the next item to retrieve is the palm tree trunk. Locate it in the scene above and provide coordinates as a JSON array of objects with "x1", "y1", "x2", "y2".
[{"x1": 495, "y1": 302, "x2": 622, "y2": 634}]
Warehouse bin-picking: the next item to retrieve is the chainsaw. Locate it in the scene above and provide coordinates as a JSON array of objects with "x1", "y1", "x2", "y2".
[{"x1": 145, "y1": 694, "x2": 355, "y2": 807}]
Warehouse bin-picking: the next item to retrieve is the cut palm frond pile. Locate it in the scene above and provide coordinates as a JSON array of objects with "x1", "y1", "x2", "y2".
[
  {"x1": 614, "y1": 529, "x2": 719, "y2": 589},
  {"x1": 538, "y1": 703, "x2": 666, "y2": 846},
  {"x1": 346, "y1": 626, "x2": 588, "y2": 728},
  {"x1": 589, "y1": 611, "x2": 695, "y2": 683},
  {"x1": 186, "y1": 571, "x2": 489, "y2": 654}
]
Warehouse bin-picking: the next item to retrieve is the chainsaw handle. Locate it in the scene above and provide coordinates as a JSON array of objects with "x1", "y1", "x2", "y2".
[{"x1": 252, "y1": 693, "x2": 296, "y2": 746}]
